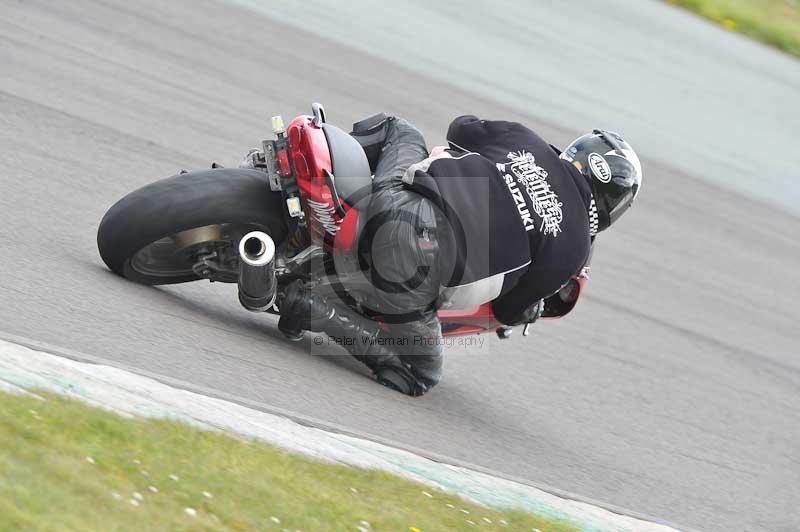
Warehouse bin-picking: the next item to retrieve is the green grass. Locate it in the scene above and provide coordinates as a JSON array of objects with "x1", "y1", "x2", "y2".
[
  {"x1": 0, "y1": 391, "x2": 575, "y2": 532},
  {"x1": 667, "y1": 0, "x2": 800, "y2": 57}
]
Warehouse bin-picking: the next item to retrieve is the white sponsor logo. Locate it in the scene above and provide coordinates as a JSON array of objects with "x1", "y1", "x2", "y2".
[
  {"x1": 588, "y1": 153, "x2": 611, "y2": 183},
  {"x1": 501, "y1": 151, "x2": 563, "y2": 237},
  {"x1": 498, "y1": 163, "x2": 535, "y2": 232}
]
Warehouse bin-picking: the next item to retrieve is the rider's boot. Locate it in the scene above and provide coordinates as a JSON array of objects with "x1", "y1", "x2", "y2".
[
  {"x1": 350, "y1": 114, "x2": 429, "y2": 184},
  {"x1": 350, "y1": 113, "x2": 390, "y2": 172},
  {"x1": 278, "y1": 281, "x2": 439, "y2": 396},
  {"x1": 277, "y1": 281, "x2": 332, "y2": 341}
]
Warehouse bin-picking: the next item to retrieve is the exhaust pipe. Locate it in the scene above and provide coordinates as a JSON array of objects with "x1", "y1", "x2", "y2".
[{"x1": 237, "y1": 231, "x2": 277, "y2": 312}]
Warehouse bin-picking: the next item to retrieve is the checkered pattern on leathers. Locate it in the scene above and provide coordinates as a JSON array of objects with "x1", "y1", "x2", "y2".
[{"x1": 588, "y1": 197, "x2": 599, "y2": 236}]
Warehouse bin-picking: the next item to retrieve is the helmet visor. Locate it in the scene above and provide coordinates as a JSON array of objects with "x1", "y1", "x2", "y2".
[{"x1": 602, "y1": 153, "x2": 640, "y2": 224}]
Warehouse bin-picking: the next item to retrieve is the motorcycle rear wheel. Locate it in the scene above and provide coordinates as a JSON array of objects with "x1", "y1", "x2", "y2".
[{"x1": 97, "y1": 168, "x2": 287, "y2": 285}]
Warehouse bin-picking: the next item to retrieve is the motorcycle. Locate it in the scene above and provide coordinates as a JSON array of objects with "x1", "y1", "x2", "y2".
[{"x1": 97, "y1": 103, "x2": 585, "y2": 341}]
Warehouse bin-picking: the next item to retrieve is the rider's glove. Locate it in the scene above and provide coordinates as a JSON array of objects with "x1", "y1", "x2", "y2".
[
  {"x1": 519, "y1": 298, "x2": 545, "y2": 325},
  {"x1": 502, "y1": 298, "x2": 545, "y2": 327}
]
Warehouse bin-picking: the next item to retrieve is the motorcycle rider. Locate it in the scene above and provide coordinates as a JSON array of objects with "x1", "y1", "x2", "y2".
[{"x1": 275, "y1": 114, "x2": 643, "y2": 396}]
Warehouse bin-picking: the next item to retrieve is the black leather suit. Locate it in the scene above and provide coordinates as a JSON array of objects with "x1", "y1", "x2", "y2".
[
  {"x1": 281, "y1": 114, "x2": 590, "y2": 396},
  {"x1": 345, "y1": 114, "x2": 447, "y2": 395}
]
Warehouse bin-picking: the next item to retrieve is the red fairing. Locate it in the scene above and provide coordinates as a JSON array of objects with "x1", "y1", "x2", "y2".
[
  {"x1": 286, "y1": 116, "x2": 359, "y2": 251},
  {"x1": 438, "y1": 273, "x2": 587, "y2": 336},
  {"x1": 334, "y1": 208, "x2": 359, "y2": 252},
  {"x1": 541, "y1": 273, "x2": 587, "y2": 320},
  {"x1": 438, "y1": 303, "x2": 499, "y2": 337}
]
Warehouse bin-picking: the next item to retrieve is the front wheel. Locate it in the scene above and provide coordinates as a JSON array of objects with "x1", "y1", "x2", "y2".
[{"x1": 97, "y1": 168, "x2": 287, "y2": 285}]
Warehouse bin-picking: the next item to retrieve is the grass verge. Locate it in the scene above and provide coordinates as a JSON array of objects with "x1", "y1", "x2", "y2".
[
  {"x1": 666, "y1": 0, "x2": 800, "y2": 57},
  {"x1": 0, "y1": 390, "x2": 576, "y2": 532}
]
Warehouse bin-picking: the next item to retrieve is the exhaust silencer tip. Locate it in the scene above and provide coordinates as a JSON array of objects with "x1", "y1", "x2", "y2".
[
  {"x1": 238, "y1": 231, "x2": 277, "y2": 312},
  {"x1": 239, "y1": 231, "x2": 275, "y2": 267}
]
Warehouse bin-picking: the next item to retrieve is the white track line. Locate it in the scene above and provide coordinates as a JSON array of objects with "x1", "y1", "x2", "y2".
[{"x1": 0, "y1": 333, "x2": 687, "y2": 532}]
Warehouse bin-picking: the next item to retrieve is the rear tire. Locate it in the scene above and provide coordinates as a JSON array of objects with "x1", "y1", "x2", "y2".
[{"x1": 97, "y1": 168, "x2": 287, "y2": 285}]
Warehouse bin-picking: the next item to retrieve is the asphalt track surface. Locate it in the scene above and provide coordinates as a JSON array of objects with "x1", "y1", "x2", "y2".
[{"x1": 1, "y1": 1, "x2": 798, "y2": 531}]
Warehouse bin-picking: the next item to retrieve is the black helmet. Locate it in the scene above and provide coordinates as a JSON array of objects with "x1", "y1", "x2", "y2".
[{"x1": 560, "y1": 130, "x2": 642, "y2": 233}]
